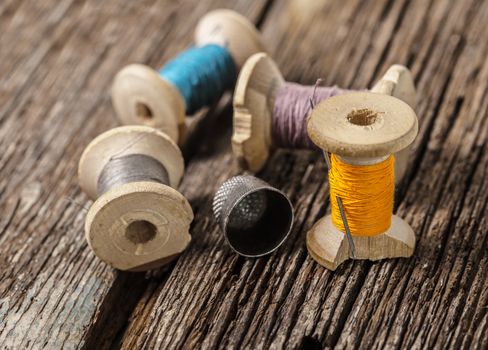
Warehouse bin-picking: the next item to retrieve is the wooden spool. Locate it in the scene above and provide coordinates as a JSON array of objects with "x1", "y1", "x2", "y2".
[
  {"x1": 78, "y1": 126, "x2": 193, "y2": 271},
  {"x1": 306, "y1": 92, "x2": 418, "y2": 270},
  {"x1": 111, "y1": 9, "x2": 264, "y2": 144},
  {"x1": 232, "y1": 52, "x2": 417, "y2": 181}
]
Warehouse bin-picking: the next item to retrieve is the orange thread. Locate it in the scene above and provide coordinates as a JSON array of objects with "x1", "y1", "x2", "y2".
[{"x1": 329, "y1": 154, "x2": 394, "y2": 236}]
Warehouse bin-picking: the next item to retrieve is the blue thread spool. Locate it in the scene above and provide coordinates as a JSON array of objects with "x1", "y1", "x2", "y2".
[
  {"x1": 112, "y1": 9, "x2": 264, "y2": 143},
  {"x1": 159, "y1": 45, "x2": 237, "y2": 115}
]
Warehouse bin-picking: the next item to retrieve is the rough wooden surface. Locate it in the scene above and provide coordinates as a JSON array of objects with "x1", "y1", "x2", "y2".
[{"x1": 0, "y1": 0, "x2": 487, "y2": 349}]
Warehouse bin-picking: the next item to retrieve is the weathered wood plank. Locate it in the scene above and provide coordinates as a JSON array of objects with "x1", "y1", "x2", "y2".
[
  {"x1": 336, "y1": 0, "x2": 488, "y2": 347},
  {"x1": 0, "y1": 0, "x2": 486, "y2": 348},
  {"x1": 0, "y1": 1, "x2": 268, "y2": 348},
  {"x1": 118, "y1": 0, "x2": 488, "y2": 349}
]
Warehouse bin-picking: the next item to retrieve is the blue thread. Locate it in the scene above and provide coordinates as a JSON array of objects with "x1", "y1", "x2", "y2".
[{"x1": 159, "y1": 44, "x2": 237, "y2": 115}]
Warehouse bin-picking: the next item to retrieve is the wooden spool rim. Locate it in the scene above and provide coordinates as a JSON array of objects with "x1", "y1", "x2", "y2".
[
  {"x1": 86, "y1": 181, "x2": 193, "y2": 271},
  {"x1": 78, "y1": 125, "x2": 184, "y2": 200},
  {"x1": 307, "y1": 92, "x2": 418, "y2": 158},
  {"x1": 195, "y1": 9, "x2": 265, "y2": 69},
  {"x1": 371, "y1": 64, "x2": 416, "y2": 109},
  {"x1": 306, "y1": 214, "x2": 415, "y2": 271},
  {"x1": 232, "y1": 53, "x2": 284, "y2": 171},
  {"x1": 111, "y1": 64, "x2": 185, "y2": 143}
]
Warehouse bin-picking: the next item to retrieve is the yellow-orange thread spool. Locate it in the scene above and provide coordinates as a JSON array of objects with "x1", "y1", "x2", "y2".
[
  {"x1": 329, "y1": 154, "x2": 394, "y2": 236},
  {"x1": 306, "y1": 92, "x2": 418, "y2": 270}
]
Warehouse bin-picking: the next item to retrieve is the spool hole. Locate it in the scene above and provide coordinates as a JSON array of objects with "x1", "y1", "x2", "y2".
[
  {"x1": 135, "y1": 102, "x2": 153, "y2": 120},
  {"x1": 125, "y1": 220, "x2": 157, "y2": 244},
  {"x1": 347, "y1": 108, "x2": 378, "y2": 126}
]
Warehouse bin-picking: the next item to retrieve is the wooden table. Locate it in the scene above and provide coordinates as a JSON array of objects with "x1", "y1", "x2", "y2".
[{"x1": 0, "y1": 0, "x2": 487, "y2": 348}]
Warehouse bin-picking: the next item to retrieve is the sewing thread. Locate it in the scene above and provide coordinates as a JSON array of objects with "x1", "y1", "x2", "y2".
[
  {"x1": 329, "y1": 154, "x2": 394, "y2": 236},
  {"x1": 159, "y1": 44, "x2": 237, "y2": 114},
  {"x1": 97, "y1": 154, "x2": 169, "y2": 196},
  {"x1": 272, "y1": 82, "x2": 351, "y2": 149}
]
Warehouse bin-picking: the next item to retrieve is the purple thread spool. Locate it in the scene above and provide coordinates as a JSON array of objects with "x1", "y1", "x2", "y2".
[
  {"x1": 232, "y1": 53, "x2": 416, "y2": 173},
  {"x1": 271, "y1": 82, "x2": 351, "y2": 150}
]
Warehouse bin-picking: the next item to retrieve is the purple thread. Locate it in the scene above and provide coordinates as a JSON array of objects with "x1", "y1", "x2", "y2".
[{"x1": 272, "y1": 82, "x2": 353, "y2": 149}]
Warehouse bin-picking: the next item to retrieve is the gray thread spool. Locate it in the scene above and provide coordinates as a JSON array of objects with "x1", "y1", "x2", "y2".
[
  {"x1": 78, "y1": 125, "x2": 193, "y2": 272},
  {"x1": 97, "y1": 154, "x2": 171, "y2": 245},
  {"x1": 213, "y1": 175, "x2": 294, "y2": 257},
  {"x1": 97, "y1": 154, "x2": 170, "y2": 196}
]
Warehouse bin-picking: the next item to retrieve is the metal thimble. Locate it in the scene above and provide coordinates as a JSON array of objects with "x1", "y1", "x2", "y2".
[{"x1": 213, "y1": 175, "x2": 294, "y2": 257}]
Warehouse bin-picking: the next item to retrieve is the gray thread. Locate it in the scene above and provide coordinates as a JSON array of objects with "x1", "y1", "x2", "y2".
[
  {"x1": 272, "y1": 82, "x2": 352, "y2": 149},
  {"x1": 97, "y1": 154, "x2": 169, "y2": 196}
]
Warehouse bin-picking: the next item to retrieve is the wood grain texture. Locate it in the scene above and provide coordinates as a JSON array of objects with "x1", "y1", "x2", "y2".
[
  {"x1": 0, "y1": 0, "x2": 487, "y2": 349},
  {"x1": 0, "y1": 1, "x2": 268, "y2": 348},
  {"x1": 118, "y1": 0, "x2": 488, "y2": 349}
]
